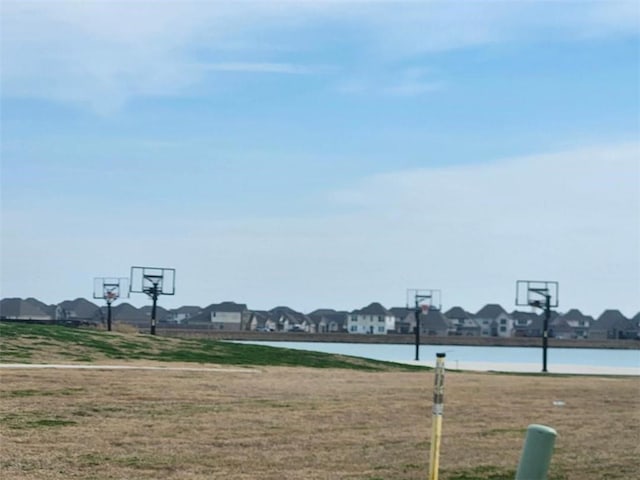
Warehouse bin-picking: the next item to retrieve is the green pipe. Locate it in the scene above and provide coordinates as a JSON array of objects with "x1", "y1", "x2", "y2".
[{"x1": 515, "y1": 424, "x2": 557, "y2": 480}]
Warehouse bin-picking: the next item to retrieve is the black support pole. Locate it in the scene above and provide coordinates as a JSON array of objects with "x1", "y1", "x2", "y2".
[
  {"x1": 414, "y1": 305, "x2": 421, "y2": 361},
  {"x1": 542, "y1": 294, "x2": 551, "y2": 372},
  {"x1": 107, "y1": 303, "x2": 112, "y2": 332},
  {"x1": 150, "y1": 285, "x2": 158, "y2": 335}
]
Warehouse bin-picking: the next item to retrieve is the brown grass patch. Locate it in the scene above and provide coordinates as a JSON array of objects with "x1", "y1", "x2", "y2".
[
  {"x1": 99, "y1": 322, "x2": 141, "y2": 334},
  {"x1": 1, "y1": 365, "x2": 638, "y2": 479}
]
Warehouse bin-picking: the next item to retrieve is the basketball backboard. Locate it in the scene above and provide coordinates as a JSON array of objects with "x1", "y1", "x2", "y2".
[
  {"x1": 406, "y1": 289, "x2": 442, "y2": 311},
  {"x1": 130, "y1": 266, "x2": 175, "y2": 295},
  {"x1": 516, "y1": 280, "x2": 559, "y2": 308},
  {"x1": 93, "y1": 277, "x2": 129, "y2": 303}
]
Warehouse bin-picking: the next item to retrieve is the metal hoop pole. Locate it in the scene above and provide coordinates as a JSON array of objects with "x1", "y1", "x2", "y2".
[
  {"x1": 414, "y1": 300, "x2": 421, "y2": 361},
  {"x1": 542, "y1": 294, "x2": 551, "y2": 372},
  {"x1": 150, "y1": 285, "x2": 159, "y2": 335}
]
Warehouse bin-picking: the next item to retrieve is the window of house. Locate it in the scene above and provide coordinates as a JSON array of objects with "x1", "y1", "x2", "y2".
[
  {"x1": 500, "y1": 326, "x2": 506, "y2": 332},
  {"x1": 378, "y1": 316, "x2": 384, "y2": 322},
  {"x1": 378, "y1": 326, "x2": 385, "y2": 333},
  {"x1": 350, "y1": 325, "x2": 357, "y2": 332},
  {"x1": 500, "y1": 318, "x2": 507, "y2": 325}
]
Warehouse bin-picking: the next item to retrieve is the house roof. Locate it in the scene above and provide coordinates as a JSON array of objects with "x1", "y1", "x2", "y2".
[
  {"x1": 444, "y1": 306, "x2": 471, "y2": 319},
  {"x1": 111, "y1": 303, "x2": 148, "y2": 321},
  {"x1": 559, "y1": 308, "x2": 590, "y2": 322},
  {"x1": 353, "y1": 302, "x2": 389, "y2": 315},
  {"x1": 170, "y1": 306, "x2": 202, "y2": 315},
  {"x1": 270, "y1": 306, "x2": 300, "y2": 315},
  {"x1": 308, "y1": 308, "x2": 337, "y2": 316},
  {"x1": 593, "y1": 309, "x2": 633, "y2": 331},
  {"x1": 29, "y1": 298, "x2": 57, "y2": 316},
  {"x1": 246, "y1": 310, "x2": 271, "y2": 328},
  {"x1": 388, "y1": 307, "x2": 412, "y2": 318},
  {"x1": 321, "y1": 313, "x2": 348, "y2": 325},
  {"x1": 511, "y1": 310, "x2": 540, "y2": 321},
  {"x1": 551, "y1": 317, "x2": 572, "y2": 331},
  {"x1": 26, "y1": 297, "x2": 52, "y2": 311},
  {"x1": 308, "y1": 310, "x2": 348, "y2": 322},
  {"x1": 0, "y1": 298, "x2": 52, "y2": 318},
  {"x1": 270, "y1": 306, "x2": 309, "y2": 324},
  {"x1": 475, "y1": 304, "x2": 508, "y2": 318},
  {"x1": 211, "y1": 301, "x2": 248, "y2": 312},
  {"x1": 58, "y1": 298, "x2": 101, "y2": 318},
  {"x1": 421, "y1": 309, "x2": 452, "y2": 330},
  {"x1": 140, "y1": 305, "x2": 169, "y2": 321}
]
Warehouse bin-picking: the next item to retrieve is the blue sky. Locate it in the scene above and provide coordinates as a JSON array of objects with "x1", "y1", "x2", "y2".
[{"x1": 1, "y1": 1, "x2": 639, "y2": 317}]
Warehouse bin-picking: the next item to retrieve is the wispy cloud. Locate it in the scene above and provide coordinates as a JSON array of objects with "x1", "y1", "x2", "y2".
[
  {"x1": 198, "y1": 62, "x2": 330, "y2": 75},
  {"x1": 1, "y1": 1, "x2": 637, "y2": 113},
  {"x1": 336, "y1": 66, "x2": 444, "y2": 96},
  {"x1": 382, "y1": 81, "x2": 442, "y2": 96}
]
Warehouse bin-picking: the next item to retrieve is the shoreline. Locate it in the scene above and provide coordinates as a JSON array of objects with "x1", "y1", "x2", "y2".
[
  {"x1": 399, "y1": 360, "x2": 640, "y2": 376},
  {"x1": 157, "y1": 329, "x2": 640, "y2": 350}
]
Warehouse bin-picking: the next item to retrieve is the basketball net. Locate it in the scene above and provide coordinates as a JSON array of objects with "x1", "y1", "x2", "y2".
[
  {"x1": 420, "y1": 304, "x2": 430, "y2": 315},
  {"x1": 105, "y1": 290, "x2": 118, "y2": 304}
]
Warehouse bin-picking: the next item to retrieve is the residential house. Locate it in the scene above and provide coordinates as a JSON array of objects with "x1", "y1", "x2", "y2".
[
  {"x1": 188, "y1": 302, "x2": 249, "y2": 331},
  {"x1": 140, "y1": 305, "x2": 169, "y2": 323},
  {"x1": 388, "y1": 307, "x2": 413, "y2": 334},
  {"x1": 474, "y1": 304, "x2": 514, "y2": 337},
  {"x1": 418, "y1": 308, "x2": 454, "y2": 336},
  {"x1": 511, "y1": 310, "x2": 544, "y2": 337},
  {"x1": 551, "y1": 309, "x2": 592, "y2": 339},
  {"x1": 590, "y1": 310, "x2": 637, "y2": 340},
  {"x1": 56, "y1": 298, "x2": 102, "y2": 324},
  {"x1": 210, "y1": 302, "x2": 248, "y2": 331},
  {"x1": 29, "y1": 297, "x2": 56, "y2": 316},
  {"x1": 110, "y1": 303, "x2": 150, "y2": 329},
  {"x1": 348, "y1": 302, "x2": 395, "y2": 334},
  {"x1": 307, "y1": 309, "x2": 348, "y2": 333},
  {"x1": 269, "y1": 306, "x2": 313, "y2": 332},
  {"x1": 166, "y1": 306, "x2": 202, "y2": 324},
  {"x1": 0, "y1": 298, "x2": 52, "y2": 321},
  {"x1": 246, "y1": 310, "x2": 274, "y2": 331},
  {"x1": 444, "y1": 306, "x2": 480, "y2": 336}
]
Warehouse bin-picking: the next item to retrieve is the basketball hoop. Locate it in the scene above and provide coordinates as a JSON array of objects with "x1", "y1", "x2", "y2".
[
  {"x1": 421, "y1": 304, "x2": 430, "y2": 315},
  {"x1": 105, "y1": 290, "x2": 118, "y2": 304}
]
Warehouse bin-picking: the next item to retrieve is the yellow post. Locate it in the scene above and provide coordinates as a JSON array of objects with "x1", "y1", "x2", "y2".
[{"x1": 429, "y1": 352, "x2": 446, "y2": 480}]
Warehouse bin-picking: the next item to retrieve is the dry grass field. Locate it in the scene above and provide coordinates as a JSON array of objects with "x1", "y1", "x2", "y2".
[{"x1": 1, "y1": 363, "x2": 639, "y2": 480}]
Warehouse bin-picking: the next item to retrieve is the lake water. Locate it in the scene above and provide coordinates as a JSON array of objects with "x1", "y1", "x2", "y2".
[{"x1": 233, "y1": 341, "x2": 640, "y2": 375}]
